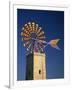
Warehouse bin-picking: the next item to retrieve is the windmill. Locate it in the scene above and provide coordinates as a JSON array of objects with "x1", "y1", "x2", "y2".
[{"x1": 21, "y1": 22, "x2": 60, "y2": 80}]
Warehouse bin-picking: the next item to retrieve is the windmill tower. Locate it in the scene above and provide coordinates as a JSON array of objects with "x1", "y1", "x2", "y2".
[
  {"x1": 21, "y1": 22, "x2": 60, "y2": 80},
  {"x1": 21, "y1": 22, "x2": 46, "y2": 80},
  {"x1": 26, "y1": 52, "x2": 46, "y2": 80}
]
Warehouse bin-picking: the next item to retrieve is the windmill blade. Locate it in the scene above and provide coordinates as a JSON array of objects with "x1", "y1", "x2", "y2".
[
  {"x1": 28, "y1": 43, "x2": 31, "y2": 49},
  {"x1": 21, "y1": 22, "x2": 46, "y2": 52},
  {"x1": 27, "y1": 43, "x2": 31, "y2": 51},
  {"x1": 21, "y1": 32, "x2": 24, "y2": 36},
  {"x1": 37, "y1": 42, "x2": 43, "y2": 52},
  {"x1": 22, "y1": 27, "x2": 30, "y2": 37},
  {"x1": 38, "y1": 36, "x2": 46, "y2": 39},
  {"x1": 38, "y1": 33, "x2": 44, "y2": 37},
  {"x1": 39, "y1": 44, "x2": 44, "y2": 52},
  {"x1": 38, "y1": 40, "x2": 46, "y2": 44},
  {"x1": 36, "y1": 27, "x2": 42, "y2": 35},
  {"x1": 37, "y1": 31, "x2": 44, "y2": 37},
  {"x1": 32, "y1": 22, "x2": 35, "y2": 32},
  {"x1": 39, "y1": 41, "x2": 45, "y2": 47},
  {"x1": 24, "y1": 24, "x2": 31, "y2": 33},
  {"x1": 22, "y1": 27, "x2": 24, "y2": 31},
  {"x1": 38, "y1": 42, "x2": 44, "y2": 50},
  {"x1": 21, "y1": 31, "x2": 30, "y2": 37},
  {"x1": 24, "y1": 29, "x2": 30, "y2": 35},
  {"x1": 28, "y1": 22, "x2": 33, "y2": 32},
  {"x1": 35, "y1": 24, "x2": 38, "y2": 33},
  {"x1": 21, "y1": 37, "x2": 30, "y2": 42},
  {"x1": 23, "y1": 33, "x2": 29, "y2": 37},
  {"x1": 24, "y1": 41, "x2": 30, "y2": 47},
  {"x1": 24, "y1": 37, "x2": 30, "y2": 41},
  {"x1": 24, "y1": 32, "x2": 30, "y2": 36},
  {"x1": 24, "y1": 24, "x2": 28, "y2": 28},
  {"x1": 24, "y1": 24, "x2": 30, "y2": 34},
  {"x1": 21, "y1": 32, "x2": 30, "y2": 37}
]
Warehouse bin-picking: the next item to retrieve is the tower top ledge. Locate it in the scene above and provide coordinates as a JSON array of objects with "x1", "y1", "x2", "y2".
[{"x1": 26, "y1": 52, "x2": 46, "y2": 57}]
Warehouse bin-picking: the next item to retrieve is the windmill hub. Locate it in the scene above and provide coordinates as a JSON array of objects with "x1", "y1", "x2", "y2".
[{"x1": 30, "y1": 32, "x2": 37, "y2": 39}]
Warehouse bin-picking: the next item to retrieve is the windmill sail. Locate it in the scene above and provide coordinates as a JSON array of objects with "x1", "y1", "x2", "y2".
[{"x1": 21, "y1": 22, "x2": 61, "y2": 53}]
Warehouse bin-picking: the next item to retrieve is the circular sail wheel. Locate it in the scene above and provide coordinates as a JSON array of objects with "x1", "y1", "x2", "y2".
[{"x1": 21, "y1": 22, "x2": 46, "y2": 53}]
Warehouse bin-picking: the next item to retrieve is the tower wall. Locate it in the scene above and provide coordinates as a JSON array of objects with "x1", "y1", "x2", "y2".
[
  {"x1": 26, "y1": 54, "x2": 33, "y2": 80},
  {"x1": 33, "y1": 53, "x2": 46, "y2": 80},
  {"x1": 26, "y1": 52, "x2": 46, "y2": 80}
]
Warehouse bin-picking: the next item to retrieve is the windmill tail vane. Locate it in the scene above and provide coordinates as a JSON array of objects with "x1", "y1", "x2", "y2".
[
  {"x1": 21, "y1": 22, "x2": 61, "y2": 53},
  {"x1": 31, "y1": 38, "x2": 60, "y2": 50},
  {"x1": 47, "y1": 39, "x2": 60, "y2": 50}
]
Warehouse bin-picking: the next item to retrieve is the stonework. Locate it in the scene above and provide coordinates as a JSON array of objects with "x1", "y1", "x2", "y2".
[{"x1": 26, "y1": 52, "x2": 46, "y2": 80}]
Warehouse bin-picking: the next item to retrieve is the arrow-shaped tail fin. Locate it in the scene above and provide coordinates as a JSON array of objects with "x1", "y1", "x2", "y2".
[{"x1": 48, "y1": 39, "x2": 60, "y2": 50}]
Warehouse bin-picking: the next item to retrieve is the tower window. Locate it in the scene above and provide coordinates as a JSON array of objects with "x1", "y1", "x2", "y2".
[{"x1": 39, "y1": 70, "x2": 41, "y2": 74}]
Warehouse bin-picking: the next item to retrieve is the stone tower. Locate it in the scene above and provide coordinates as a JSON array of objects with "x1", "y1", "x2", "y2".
[{"x1": 26, "y1": 52, "x2": 46, "y2": 80}]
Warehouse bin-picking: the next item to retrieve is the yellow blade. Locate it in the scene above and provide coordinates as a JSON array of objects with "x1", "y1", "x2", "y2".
[
  {"x1": 21, "y1": 37, "x2": 30, "y2": 41},
  {"x1": 24, "y1": 37, "x2": 30, "y2": 41},
  {"x1": 24, "y1": 24, "x2": 30, "y2": 31},
  {"x1": 38, "y1": 36, "x2": 46, "y2": 39},
  {"x1": 28, "y1": 22, "x2": 33, "y2": 32},
  {"x1": 35, "y1": 24, "x2": 38, "y2": 33},
  {"x1": 24, "y1": 29, "x2": 30, "y2": 35},
  {"x1": 23, "y1": 33, "x2": 29, "y2": 37},
  {"x1": 32, "y1": 22, "x2": 35, "y2": 32},
  {"x1": 36, "y1": 27, "x2": 42, "y2": 34},
  {"x1": 37, "y1": 31, "x2": 44, "y2": 37}
]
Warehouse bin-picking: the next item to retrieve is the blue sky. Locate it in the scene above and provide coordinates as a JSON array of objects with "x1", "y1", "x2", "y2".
[{"x1": 17, "y1": 9, "x2": 64, "y2": 80}]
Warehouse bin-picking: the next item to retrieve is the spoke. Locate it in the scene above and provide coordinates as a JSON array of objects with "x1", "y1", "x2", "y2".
[
  {"x1": 27, "y1": 43, "x2": 31, "y2": 51},
  {"x1": 37, "y1": 43, "x2": 42, "y2": 52},
  {"x1": 25, "y1": 41, "x2": 30, "y2": 47},
  {"x1": 31, "y1": 38, "x2": 47, "y2": 44},
  {"x1": 39, "y1": 44, "x2": 43, "y2": 52},
  {"x1": 34, "y1": 42, "x2": 39, "y2": 52}
]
